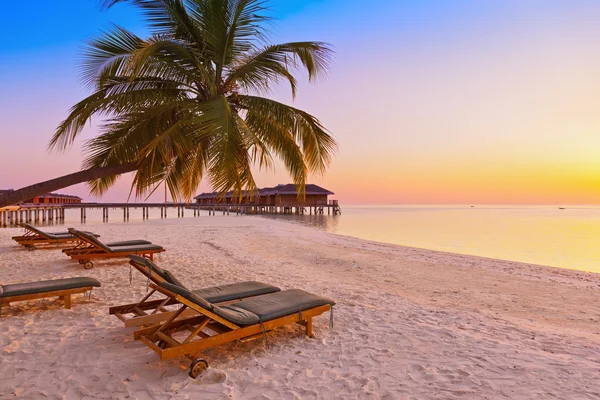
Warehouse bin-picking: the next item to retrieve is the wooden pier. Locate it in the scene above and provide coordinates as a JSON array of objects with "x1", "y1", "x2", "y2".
[
  {"x1": 62, "y1": 203, "x2": 191, "y2": 222},
  {"x1": 0, "y1": 203, "x2": 191, "y2": 227},
  {"x1": 1, "y1": 200, "x2": 341, "y2": 227},
  {"x1": 0, "y1": 205, "x2": 66, "y2": 227}
]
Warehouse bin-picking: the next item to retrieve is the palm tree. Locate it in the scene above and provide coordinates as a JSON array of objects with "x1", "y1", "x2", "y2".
[{"x1": 0, "y1": 0, "x2": 336, "y2": 208}]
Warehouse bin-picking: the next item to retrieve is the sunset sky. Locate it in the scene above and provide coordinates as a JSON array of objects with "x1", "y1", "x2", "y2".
[{"x1": 2, "y1": 0, "x2": 600, "y2": 204}]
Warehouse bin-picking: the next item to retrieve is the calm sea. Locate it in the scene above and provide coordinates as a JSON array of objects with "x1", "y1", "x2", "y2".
[
  {"x1": 5, "y1": 205, "x2": 600, "y2": 273},
  {"x1": 259, "y1": 205, "x2": 600, "y2": 273}
]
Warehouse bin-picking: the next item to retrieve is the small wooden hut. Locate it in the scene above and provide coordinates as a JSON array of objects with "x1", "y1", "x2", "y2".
[{"x1": 26, "y1": 193, "x2": 82, "y2": 204}]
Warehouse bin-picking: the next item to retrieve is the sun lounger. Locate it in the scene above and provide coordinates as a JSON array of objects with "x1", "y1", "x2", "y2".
[
  {"x1": 62, "y1": 239, "x2": 153, "y2": 257},
  {"x1": 66, "y1": 229, "x2": 165, "y2": 269},
  {"x1": 133, "y1": 281, "x2": 335, "y2": 378},
  {"x1": 0, "y1": 277, "x2": 101, "y2": 314},
  {"x1": 109, "y1": 255, "x2": 281, "y2": 327},
  {"x1": 12, "y1": 223, "x2": 100, "y2": 249}
]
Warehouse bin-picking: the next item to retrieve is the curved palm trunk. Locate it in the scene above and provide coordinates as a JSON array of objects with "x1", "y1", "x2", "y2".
[{"x1": 0, "y1": 162, "x2": 138, "y2": 208}]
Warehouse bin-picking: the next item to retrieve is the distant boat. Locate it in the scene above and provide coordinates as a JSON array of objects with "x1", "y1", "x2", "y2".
[{"x1": 559, "y1": 207, "x2": 566, "y2": 210}]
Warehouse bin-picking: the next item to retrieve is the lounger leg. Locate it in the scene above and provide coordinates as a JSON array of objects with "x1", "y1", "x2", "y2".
[
  {"x1": 62, "y1": 294, "x2": 72, "y2": 309},
  {"x1": 306, "y1": 317, "x2": 313, "y2": 338}
]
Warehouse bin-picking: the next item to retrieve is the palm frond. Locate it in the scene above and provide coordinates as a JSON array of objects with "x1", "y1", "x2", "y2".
[
  {"x1": 123, "y1": 34, "x2": 214, "y2": 97},
  {"x1": 239, "y1": 95, "x2": 336, "y2": 174},
  {"x1": 49, "y1": 79, "x2": 189, "y2": 151},
  {"x1": 225, "y1": 41, "x2": 333, "y2": 96},
  {"x1": 80, "y1": 24, "x2": 144, "y2": 89}
]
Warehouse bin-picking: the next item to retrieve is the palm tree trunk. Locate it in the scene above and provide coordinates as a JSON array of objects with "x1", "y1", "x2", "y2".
[{"x1": 0, "y1": 162, "x2": 138, "y2": 208}]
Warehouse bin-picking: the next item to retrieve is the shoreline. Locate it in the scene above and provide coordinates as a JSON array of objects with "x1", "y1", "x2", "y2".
[{"x1": 1, "y1": 216, "x2": 599, "y2": 398}]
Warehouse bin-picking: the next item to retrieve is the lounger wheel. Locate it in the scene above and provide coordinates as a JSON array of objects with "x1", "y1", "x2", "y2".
[
  {"x1": 78, "y1": 259, "x2": 84, "y2": 264},
  {"x1": 83, "y1": 261, "x2": 94, "y2": 270},
  {"x1": 26, "y1": 246, "x2": 35, "y2": 251},
  {"x1": 189, "y1": 359, "x2": 208, "y2": 379}
]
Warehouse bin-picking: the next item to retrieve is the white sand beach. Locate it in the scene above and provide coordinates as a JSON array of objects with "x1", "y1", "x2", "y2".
[{"x1": 1, "y1": 216, "x2": 599, "y2": 399}]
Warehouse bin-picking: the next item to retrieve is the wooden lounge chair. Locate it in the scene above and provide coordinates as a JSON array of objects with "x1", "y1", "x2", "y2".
[
  {"x1": 133, "y1": 281, "x2": 335, "y2": 378},
  {"x1": 62, "y1": 239, "x2": 153, "y2": 257},
  {"x1": 66, "y1": 229, "x2": 165, "y2": 270},
  {"x1": 12, "y1": 223, "x2": 99, "y2": 250},
  {"x1": 0, "y1": 277, "x2": 101, "y2": 314},
  {"x1": 109, "y1": 255, "x2": 281, "y2": 327}
]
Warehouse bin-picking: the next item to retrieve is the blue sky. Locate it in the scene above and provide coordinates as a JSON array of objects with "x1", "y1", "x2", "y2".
[
  {"x1": 1, "y1": 1, "x2": 330, "y2": 50},
  {"x1": 3, "y1": 1, "x2": 600, "y2": 203}
]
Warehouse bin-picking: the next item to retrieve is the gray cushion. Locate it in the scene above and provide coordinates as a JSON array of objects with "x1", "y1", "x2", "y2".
[
  {"x1": 106, "y1": 244, "x2": 164, "y2": 253},
  {"x1": 128, "y1": 255, "x2": 171, "y2": 282},
  {"x1": 160, "y1": 283, "x2": 334, "y2": 326},
  {"x1": 106, "y1": 240, "x2": 152, "y2": 247},
  {"x1": 159, "y1": 282, "x2": 261, "y2": 325},
  {"x1": 211, "y1": 304, "x2": 261, "y2": 325},
  {"x1": 1, "y1": 277, "x2": 101, "y2": 298},
  {"x1": 78, "y1": 230, "x2": 98, "y2": 237},
  {"x1": 44, "y1": 232, "x2": 73, "y2": 238},
  {"x1": 160, "y1": 282, "x2": 212, "y2": 310},
  {"x1": 162, "y1": 270, "x2": 185, "y2": 287},
  {"x1": 229, "y1": 289, "x2": 335, "y2": 324},
  {"x1": 42, "y1": 232, "x2": 74, "y2": 240},
  {"x1": 192, "y1": 281, "x2": 280, "y2": 303}
]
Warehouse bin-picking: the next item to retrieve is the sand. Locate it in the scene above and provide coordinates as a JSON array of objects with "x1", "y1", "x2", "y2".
[{"x1": 1, "y1": 216, "x2": 599, "y2": 399}]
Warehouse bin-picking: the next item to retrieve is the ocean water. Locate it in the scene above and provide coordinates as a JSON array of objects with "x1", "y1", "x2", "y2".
[
  {"x1": 259, "y1": 205, "x2": 600, "y2": 273},
  {"x1": 5, "y1": 205, "x2": 600, "y2": 273}
]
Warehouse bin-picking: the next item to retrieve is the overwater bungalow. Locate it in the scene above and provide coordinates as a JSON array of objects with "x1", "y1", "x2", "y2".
[
  {"x1": 27, "y1": 193, "x2": 82, "y2": 205},
  {"x1": 194, "y1": 184, "x2": 341, "y2": 215},
  {"x1": 0, "y1": 190, "x2": 82, "y2": 205}
]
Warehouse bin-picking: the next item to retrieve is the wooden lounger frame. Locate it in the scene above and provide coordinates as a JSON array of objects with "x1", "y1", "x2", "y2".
[
  {"x1": 109, "y1": 258, "x2": 247, "y2": 327},
  {"x1": 0, "y1": 286, "x2": 94, "y2": 314},
  {"x1": 110, "y1": 291, "x2": 198, "y2": 328},
  {"x1": 12, "y1": 225, "x2": 83, "y2": 249},
  {"x1": 62, "y1": 240, "x2": 93, "y2": 256},
  {"x1": 65, "y1": 231, "x2": 164, "y2": 269},
  {"x1": 134, "y1": 283, "x2": 331, "y2": 376},
  {"x1": 109, "y1": 259, "x2": 175, "y2": 328}
]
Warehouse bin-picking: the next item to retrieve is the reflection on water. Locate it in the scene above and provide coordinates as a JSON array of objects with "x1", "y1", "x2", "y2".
[
  {"x1": 259, "y1": 213, "x2": 341, "y2": 231},
  {"x1": 260, "y1": 205, "x2": 600, "y2": 273}
]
